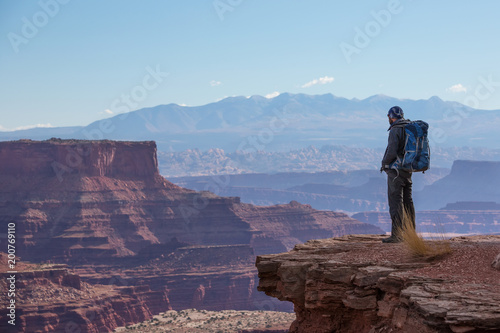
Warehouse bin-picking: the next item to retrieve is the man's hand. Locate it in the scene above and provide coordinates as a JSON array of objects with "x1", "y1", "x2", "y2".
[{"x1": 380, "y1": 166, "x2": 384, "y2": 173}]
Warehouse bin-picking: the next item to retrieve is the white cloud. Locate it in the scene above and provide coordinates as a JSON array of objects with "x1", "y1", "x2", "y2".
[
  {"x1": 210, "y1": 80, "x2": 222, "y2": 87},
  {"x1": 18, "y1": 123, "x2": 54, "y2": 130},
  {"x1": 302, "y1": 76, "x2": 334, "y2": 88},
  {"x1": 447, "y1": 83, "x2": 467, "y2": 93},
  {"x1": 265, "y1": 91, "x2": 280, "y2": 99},
  {"x1": 0, "y1": 123, "x2": 54, "y2": 132},
  {"x1": 98, "y1": 109, "x2": 114, "y2": 116}
]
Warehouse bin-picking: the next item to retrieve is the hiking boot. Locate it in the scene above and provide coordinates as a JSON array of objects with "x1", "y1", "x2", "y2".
[{"x1": 382, "y1": 236, "x2": 401, "y2": 243}]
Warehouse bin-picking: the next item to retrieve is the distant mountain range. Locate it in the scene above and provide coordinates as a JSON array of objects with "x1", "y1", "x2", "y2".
[{"x1": 2, "y1": 93, "x2": 500, "y2": 153}]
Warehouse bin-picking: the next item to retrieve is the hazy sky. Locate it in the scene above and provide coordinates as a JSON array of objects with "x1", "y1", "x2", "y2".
[{"x1": 1, "y1": 0, "x2": 500, "y2": 130}]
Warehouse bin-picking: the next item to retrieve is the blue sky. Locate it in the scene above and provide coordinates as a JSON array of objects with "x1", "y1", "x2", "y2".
[{"x1": 1, "y1": 0, "x2": 500, "y2": 130}]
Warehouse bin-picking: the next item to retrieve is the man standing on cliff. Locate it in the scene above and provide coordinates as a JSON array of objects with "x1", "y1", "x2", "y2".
[{"x1": 380, "y1": 106, "x2": 416, "y2": 243}]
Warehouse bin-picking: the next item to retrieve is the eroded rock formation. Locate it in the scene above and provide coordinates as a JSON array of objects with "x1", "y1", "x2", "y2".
[
  {"x1": 0, "y1": 261, "x2": 170, "y2": 333},
  {"x1": 0, "y1": 139, "x2": 159, "y2": 178},
  {"x1": 353, "y1": 207, "x2": 500, "y2": 235},
  {"x1": 256, "y1": 235, "x2": 500, "y2": 333},
  {"x1": 415, "y1": 160, "x2": 500, "y2": 210},
  {"x1": 0, "y1": 139, "x2": 383, "y2": 332},
  {"x1": 0, "y1": 139, "x2": 381, "y2": 264}
]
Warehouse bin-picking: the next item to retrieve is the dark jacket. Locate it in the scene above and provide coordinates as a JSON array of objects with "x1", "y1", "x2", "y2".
[{"x1": 381, "y1": 118, "x2": 411, "y2": 169}]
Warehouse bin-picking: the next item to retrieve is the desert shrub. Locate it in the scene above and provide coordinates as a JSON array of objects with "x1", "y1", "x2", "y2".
[{"x1": 400, "y1": 208, "x2": 451, "y2": 259}]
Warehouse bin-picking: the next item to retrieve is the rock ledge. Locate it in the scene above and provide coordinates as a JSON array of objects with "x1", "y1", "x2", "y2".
[{"x1": 256, "y1": 234, "x2": 500, "y2": 333}]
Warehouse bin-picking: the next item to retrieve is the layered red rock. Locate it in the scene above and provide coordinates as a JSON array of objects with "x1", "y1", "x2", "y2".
[
  {"x1": 0, "y1": 140, "x2": 252, "y2": 262},
  {"x1": 234, "y1": 201, "x2": 383, "y2": 255},
  {"x1": 0, "y1": 139, "x2": 381, "y2": 263},
  {"x1": 0, "y1": 139, "x2": 159, "y2": 178},
  {"x1": 0, "y1": 262, "x2": 171, "y2": 333},
  {"x1": 0, "y1": 139, "x2": 383, "y2": 332},
  {"x1": 73, "y1": 244, "x2": 291, "y2": 312},
  {"x1": 256, "y1": 234, "x2": 500, "y2": 333}
]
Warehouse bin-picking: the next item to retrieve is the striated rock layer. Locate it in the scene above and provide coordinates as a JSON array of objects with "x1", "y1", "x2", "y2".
[
  {"x1": 0, "y1": 139, "x2": 381, "y2": 263},
  {"x1": 0, "y1": 262, "x2": 170, "y2": 333},
  {"x1": 256, "y1": 234, "x2": 500, "y2": 333},
  {"x1": 0, "y1": 139, "x2": 159, "y2": 178},
  {"x1": 234, "y1": 200, "x2": 382, "y2": 255},
  {"x1": 0, "y1": 139, "x2": 382, "y2": 332}
]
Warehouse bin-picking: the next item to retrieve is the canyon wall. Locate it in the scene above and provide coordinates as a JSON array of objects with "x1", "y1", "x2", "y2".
[
  {"x1": 0, "y1": 139, "x2": 383, "y2": 332},
  {"x1": 0, "y1": 140, "x2": 382, "y2": 264},
  {"x1": 0, "y1": 263, "x2": 170, "y2": 333},
  {"x1": 0, "y1": 139, "x2": 159, "y2": 178}
]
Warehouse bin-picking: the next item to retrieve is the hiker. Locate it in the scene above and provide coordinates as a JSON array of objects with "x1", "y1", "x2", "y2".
[{"x1": 380, "y1": 106, "x2": 416, "y2": 243}]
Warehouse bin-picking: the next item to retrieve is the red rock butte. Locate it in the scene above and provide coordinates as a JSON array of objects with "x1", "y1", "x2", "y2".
[
  {"x1": 0, "y1": 139, "x2": 159, "y2": 178},
  {"x1": 0, "y1": 139, "x2": 382, "y2": 263}
]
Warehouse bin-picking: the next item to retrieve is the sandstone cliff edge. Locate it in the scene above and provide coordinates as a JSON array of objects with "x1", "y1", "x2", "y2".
[{"x1": 256, "y1": 234, "x2": 500, "y2": 333}]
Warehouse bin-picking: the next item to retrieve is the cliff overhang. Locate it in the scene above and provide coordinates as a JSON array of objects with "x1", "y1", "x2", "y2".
[{"x1": 256, "y1": 234, "x2": 500, "y2": 333}]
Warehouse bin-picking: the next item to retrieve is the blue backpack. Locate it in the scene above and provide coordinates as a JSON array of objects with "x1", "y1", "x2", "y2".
[{"x1": 390, "y1": 120, "x2": 430, "y2": 172}]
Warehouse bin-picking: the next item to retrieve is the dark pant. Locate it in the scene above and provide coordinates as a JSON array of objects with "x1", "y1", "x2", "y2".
[{"x1": 386, "y1": 169, "x2": 416, "y2": 238}]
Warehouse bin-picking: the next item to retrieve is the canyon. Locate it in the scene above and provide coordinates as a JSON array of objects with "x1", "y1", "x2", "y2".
[
  {"x1": 353, "y1": 202, "x2": 500, "y2": 235},
  {"x1": 170, "y1": 168, "x2": 449, "y2": 213},
  {"x1": 171, "y1": 160, "x2": 500, "y2": 217},
  {"x1": 0, "y1": 257, "x2": 169, "y2": 333},
  {"x1": 0, "y1": 139, "x2": 382, "y2": 332}
]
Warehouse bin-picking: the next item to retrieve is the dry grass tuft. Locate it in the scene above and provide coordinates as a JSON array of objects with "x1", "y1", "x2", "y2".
[{"x1": 400, "y1": 210, "x2": 452, "y2": 260}]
